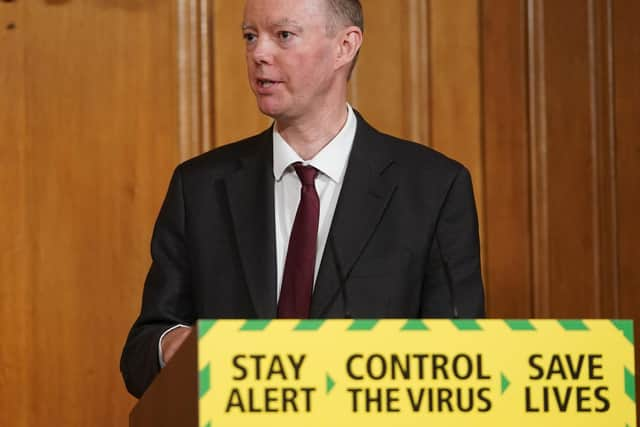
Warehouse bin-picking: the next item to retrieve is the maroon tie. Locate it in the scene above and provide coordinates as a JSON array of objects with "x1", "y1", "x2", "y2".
[{"x1": 277, "y1": 164, "x2": 319, "y2": 318}]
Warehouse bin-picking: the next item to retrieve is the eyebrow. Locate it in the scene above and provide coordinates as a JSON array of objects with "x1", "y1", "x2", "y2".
[
  {"x1": 272, "y1": 18, "x2": 303, "y2": 31},
  {"x1": 241, "y1": 18, "x2": 304, "y2": 32}
]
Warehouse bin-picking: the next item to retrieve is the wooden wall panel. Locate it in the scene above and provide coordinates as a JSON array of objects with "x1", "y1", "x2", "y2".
[
  {"x1": 0, "y1": 3, "x2": 31, "y2": 427},
  {"x1": 1, "y1": 1, "x2": 181, "y2": 426},
  {"x1": 481, "y1": 0, "x2": 532, "y2": 317},
  {"x1": 405, "y1": 0, "x2": 430, "y2": 145},
  {"x1": 428, "y1": 0, "x2": 485, "y2": 263},
  {"x1": 527, "y1": 0, "x2": 551, "y2": 319},
  {"x1": 613, "y1": 0, "x2": 640, "y2": 316},
  {"x1": 24, "y1": 1, "x2": 179, "y2": 423},
  {"x1": 351, "y1": 0, "x2": 416, "y2": 139},
  {"x1": 529, "y1": 0, "x2": 599, "y2": 317},
  {"x1": 612, "y1": 0, "x2": 640, "y2": 384},
  {"x1": 591, "y1": 0, "x2": 618, "y2": 317},
  {"x1": 429, "y1": 0, "x2": 482, "y2": 171},
  {"x1": 177, "y1": 0, "x2": 214, "y2": 158},
  {"x1": 212, "y1": 0, "x2": 271, "y2": 147},
  {"x1": 2, "y1": 1, "x2": 639, "y2": 424}
]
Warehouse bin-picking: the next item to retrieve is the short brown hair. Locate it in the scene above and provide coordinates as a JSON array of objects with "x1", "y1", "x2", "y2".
[
  {"x1": 326, "y1": 0, "x2": 364, "y2": 34},
  {"x1": 325, "y1": 0, "x2": 363, "y2": 79}
]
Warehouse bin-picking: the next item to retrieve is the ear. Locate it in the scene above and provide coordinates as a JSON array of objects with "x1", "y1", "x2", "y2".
[{"x1": 335, "y1": 26, "x2": 363, "y2": 70}]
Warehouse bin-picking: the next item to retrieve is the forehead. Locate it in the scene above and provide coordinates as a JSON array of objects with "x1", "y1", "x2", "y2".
[{"x1": 243, "y1": 0, "x2": 330, "y2": 28}]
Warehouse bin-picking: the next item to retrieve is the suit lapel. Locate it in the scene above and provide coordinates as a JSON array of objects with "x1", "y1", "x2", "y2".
[
  {"x1": 310, "y1": 114, "x2": 398, "y2": 317},
  {"x1": 225, "y1": 131, "x2": 278, "y2": 318}
]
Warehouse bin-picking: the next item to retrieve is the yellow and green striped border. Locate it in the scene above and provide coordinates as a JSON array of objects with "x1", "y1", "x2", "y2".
[{"x1": 196, "y1": 319, "x2": 635, "y2": 427}]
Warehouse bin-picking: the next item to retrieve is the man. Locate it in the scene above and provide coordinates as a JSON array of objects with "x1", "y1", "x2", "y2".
[{"x1": 121, "y1": 0, "x2": 484, "y2": 398}]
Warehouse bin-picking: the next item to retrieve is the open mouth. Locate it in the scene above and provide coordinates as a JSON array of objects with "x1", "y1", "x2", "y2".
[{"x1": 257, "y1": 79, "x2": 279, "y2": 88}]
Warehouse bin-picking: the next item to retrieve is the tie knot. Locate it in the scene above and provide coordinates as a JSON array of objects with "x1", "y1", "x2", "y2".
[{"x1": 293, "y1": 164, "x2": 318, "y2": 187}]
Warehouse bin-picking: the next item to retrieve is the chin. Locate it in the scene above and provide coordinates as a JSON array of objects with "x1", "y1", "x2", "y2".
[{"x1": 256, "y1": 100, "x2": 286, "y2": 120}]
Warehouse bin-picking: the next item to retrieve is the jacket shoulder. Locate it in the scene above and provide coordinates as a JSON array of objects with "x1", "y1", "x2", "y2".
[
  {"x1": 175, "y1": 128, "x2": 271, "y2": 180},
  {"x1": 354, "y1": 111, "x2": 466, "y2": 177},
  {"x1": 375, "y1": 130, "x2": 468, "y2": 180}
]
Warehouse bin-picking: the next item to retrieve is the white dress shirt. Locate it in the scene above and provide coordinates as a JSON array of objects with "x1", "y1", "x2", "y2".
[
  {"x1": 159, "y1": 105, "x2": 357, "y2": 367},
  {"x1": 273, "y1": 104, "x2": 357, "y2": 300}
]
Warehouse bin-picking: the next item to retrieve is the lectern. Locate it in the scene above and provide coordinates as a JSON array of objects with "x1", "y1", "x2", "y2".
[
  {"x1": 129, "y1": 319, "x2": 636, "y2": 427},
  {"x1": 130, "y1": 331, "x2": 198, "y2": 427}
]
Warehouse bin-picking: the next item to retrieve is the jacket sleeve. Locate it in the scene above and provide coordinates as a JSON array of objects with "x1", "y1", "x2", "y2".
[
  {"x1": 420, "y1": 166, "x2": 485, "y2": 318},
  {"x1": 120, "y1": 166, "x2": 195, "y2": 398}
]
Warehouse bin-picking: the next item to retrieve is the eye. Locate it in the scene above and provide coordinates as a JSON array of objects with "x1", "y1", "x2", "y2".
[
  {"x1": 278, "y1": 31, "x2": 293, "y2": 41},
  {"x1": 243, "y1": 32, "x2": 257, "y2": 43}
]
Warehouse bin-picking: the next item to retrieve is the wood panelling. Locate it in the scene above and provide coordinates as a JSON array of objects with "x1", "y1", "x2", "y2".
[
  {"x1": 612, "y1": 0, "x2": 640, "y2": 392},
  {"x1": 0, "y1": 3, "x2": 31, "y2": 427},
  {"x1": 591, "y1": 0, "x2": 618, "y2": 317},
  {"x1": 177, "y1": 0, "x2": 214, "y2": 158},
  {"x1": 25, "y1": 0, "x2": 179, "y2": 422},
  {"x1": 481, "y1": 0, "x2": 532, "y2": 317},
  {"x1": 527, "y1": 0, "x2": 552, "y2": 317},
  {"x1": 536, "y1": 1, "x2": 599, "y2": 316},
  {"x1": 429, "y1": 0, "x2": 483, "y2": 176},
  {"x1": 350, "y1": 0, "x2": 415, "y2": 139},
  {"x1": 406, "y1": 0, "x2": 430, "y2": 145},
  {"x1": 2, "y1": 0, "x2": 640, "y2": 425},
  {"x1": 525, "y1": 0, "x2": 631, "y2": 319},
  {"x1": 349, "y1": 0, "x2": 430, "y2": 144},
  {"x1": 1, "y1": 1, "x2": 180, "y2": 426},
  {"x1": 212, "y1": 0, "x2": 271, "y2": 146},
  {"x1": 613, "y1": 0, "x2": 640, "y2": 318},
  {"x1": 428, "y1": 0, "x2": 485, "y2": 261}
]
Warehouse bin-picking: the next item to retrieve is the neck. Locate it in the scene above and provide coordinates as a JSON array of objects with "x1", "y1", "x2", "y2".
[{"x1": 276, "y1": 102, "x2": 349, "y2": 161}]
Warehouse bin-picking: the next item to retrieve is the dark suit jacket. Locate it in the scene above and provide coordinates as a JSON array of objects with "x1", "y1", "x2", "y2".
[{"x1": 121, "y1": 112, "x2": 484, "y2": 398}]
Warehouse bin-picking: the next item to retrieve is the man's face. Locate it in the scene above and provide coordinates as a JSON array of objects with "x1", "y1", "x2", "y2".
[{"x1": 243, "y1": 0, "x2": 340, "y2": 121}]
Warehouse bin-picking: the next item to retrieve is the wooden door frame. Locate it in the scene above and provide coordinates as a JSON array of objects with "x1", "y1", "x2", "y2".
[{"x1": 177, "y1": 0, "x2": 214, "y2": 160}]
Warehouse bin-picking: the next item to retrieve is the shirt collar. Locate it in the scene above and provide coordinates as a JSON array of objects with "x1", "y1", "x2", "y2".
[{"x1": 273, "y1": 104, "x2": 357, "y2": 183}]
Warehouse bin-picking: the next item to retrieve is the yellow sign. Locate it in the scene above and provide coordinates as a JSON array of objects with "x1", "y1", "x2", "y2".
[{"x1": 197, "y1": 319, "x2": 635, "y2": 427}]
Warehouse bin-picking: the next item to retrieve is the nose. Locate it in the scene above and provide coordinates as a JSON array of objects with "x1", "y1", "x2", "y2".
[{"x1": 249, "y1": 37, "x2": 274, "y2": 65}]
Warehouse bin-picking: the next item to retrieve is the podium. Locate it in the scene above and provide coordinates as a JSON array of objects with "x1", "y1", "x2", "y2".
[
  {"x1": 129, "y1": 319, "x2": 635, "y2": 427},
  {"x1": 130, "y1": 331, "x2": 198, "y2": 427}
]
